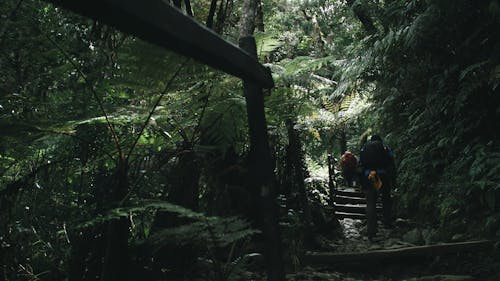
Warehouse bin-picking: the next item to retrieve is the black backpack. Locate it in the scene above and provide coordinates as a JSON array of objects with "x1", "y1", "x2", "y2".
[{"x1": 360, "y1": 140, "x2": 388, "y2": 169}]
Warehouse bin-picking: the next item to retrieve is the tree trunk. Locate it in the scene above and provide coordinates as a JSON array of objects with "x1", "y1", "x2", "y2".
[
  {"x1": 255, "y1": 0, "x2": 264, "y2": 32},
  {"x1": 206, "y1": 0, "x2": 218, "y2": 28},
  {"x1": 184, "y1": 0, "x2": 193, "y2": 16},
  {"x1": 214, "y1": 0, "x2": 229, "y2": 34},
  {"x1": 239, "y1": 0, "x2": 257, "y2": 37}
]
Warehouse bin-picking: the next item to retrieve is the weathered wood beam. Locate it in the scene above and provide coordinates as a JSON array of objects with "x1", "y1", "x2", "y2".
[
  {"x1": 304, "y1": 240, "x2": 494, "y2": 265},
  {"x1": 44, "y1": 0, "x2": 274, "y2": 88}
]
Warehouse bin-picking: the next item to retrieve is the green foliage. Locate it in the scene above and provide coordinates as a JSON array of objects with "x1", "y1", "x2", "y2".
[
  {"x1": 339, "y1": 0, "x2": 500, "y2": 235},
  {"x1": 0, "y1": 0, "x2": 254, "y2": 279},
  {"x1": 2, "y1": 0, "x2": 499, "y2": 279}
]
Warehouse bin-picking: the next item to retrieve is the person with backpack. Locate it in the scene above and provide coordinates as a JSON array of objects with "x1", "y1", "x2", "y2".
[
  {"x1": 340, "y1": 151, "x2": 358, "y2": 187},
  {"x1": 359, "y1": 135, "x2": 396, "y2": 240}
]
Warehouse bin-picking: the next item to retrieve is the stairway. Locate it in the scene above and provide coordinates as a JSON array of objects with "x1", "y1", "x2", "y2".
[{"x1": 332, "y1": 186, "x2": 381, "y2": 220}]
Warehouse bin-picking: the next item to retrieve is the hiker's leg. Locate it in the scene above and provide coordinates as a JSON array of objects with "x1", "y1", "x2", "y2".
[
  {"x1": 362, "y1": 175, "x2": 377, "y2": 238},
  {"x1": 343, "y1": 169, "x2": 352, "y2": 187},
  {"x1": 381, "y1": 175, "x2": 393, "y2": 226},
  {"x1": 346, "y1": 170, "x2": 353, "y2": 187}
]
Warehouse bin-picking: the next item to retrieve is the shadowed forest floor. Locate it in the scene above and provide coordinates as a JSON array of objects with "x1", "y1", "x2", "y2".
[{"x1": 236, "y1": 179, "x2": 498, "y2": 281}]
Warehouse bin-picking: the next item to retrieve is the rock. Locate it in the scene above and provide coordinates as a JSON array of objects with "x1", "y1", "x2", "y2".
[{"x1": 403, "y1": 228, "x2": 423, "y2": 245}]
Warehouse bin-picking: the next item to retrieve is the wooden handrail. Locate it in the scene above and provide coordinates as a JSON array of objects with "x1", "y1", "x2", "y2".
[{"x1": 44, "y1": 0, "x2": 274, "y2": 88}]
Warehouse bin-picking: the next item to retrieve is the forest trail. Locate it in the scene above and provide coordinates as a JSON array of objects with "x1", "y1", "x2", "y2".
[
  {"x1": 285, "y1": 184, "x2": 496, "y2": 280},
  {"x1": 2, "y1": 1, "x2": 498, "y2": 280}
]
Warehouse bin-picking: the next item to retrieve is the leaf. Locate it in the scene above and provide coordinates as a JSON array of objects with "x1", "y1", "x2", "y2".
[
  {"x1": 255, "y1": 31, "x2": 283, "y2": 58},
  {"x1": 459, "y1": 60, "x2": 489, "y2": 81}
]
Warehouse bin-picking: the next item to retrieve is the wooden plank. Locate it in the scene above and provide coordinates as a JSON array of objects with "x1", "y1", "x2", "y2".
[
  {"x1": 334, "y1": 195, "x2": 366, "y2": 205},
  {"x1": 304, "y1": 240, "x2": 494, "y2": 265},
  {"x1": 44, "y1": 0, "x2": 274, "y2": 88}
]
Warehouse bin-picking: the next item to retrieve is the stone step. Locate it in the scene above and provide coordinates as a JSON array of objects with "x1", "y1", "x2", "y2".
[
  {"x1": 334, "y1": 195, "x2": 366, "y2": 205},
  {"x1": 335, "y1": 212, "x2": 366, "y2": 220},
  {"x1": 334, "y1": 204, "x2": 366, "y2": 214},
  {"x1": 334, "y1": 189, "x2": 365, "y2": 198},
  {"x1": 334, "y1": 204, "x2": 382, "y2": 214}
]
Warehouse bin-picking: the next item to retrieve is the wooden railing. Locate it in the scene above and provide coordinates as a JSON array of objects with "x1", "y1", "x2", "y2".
[{"x1": 45, "y1": 0, "x2": 274, "y2": 88}]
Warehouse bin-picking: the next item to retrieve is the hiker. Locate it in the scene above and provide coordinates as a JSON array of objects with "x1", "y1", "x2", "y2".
[
  {"x1": 359, "y1": 135, "x2": 396, "y2": 240},
  {"x1": 340, "y1": 151, "x2": 358, "y2": 187}
]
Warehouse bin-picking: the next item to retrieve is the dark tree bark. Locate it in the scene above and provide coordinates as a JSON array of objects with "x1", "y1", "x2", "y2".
[
  {"x1": 214, "y1": 0, "x2": 229, "y2": 34},
  {"x1": 184, "y1": 0, "x2": 193, "y2": 16},
  {"x1": 255, "y1": 0, "x2": 265, "y2": 32},
  {"x1": 206, "y1": 0, "x2": 218, "y2": 28}
]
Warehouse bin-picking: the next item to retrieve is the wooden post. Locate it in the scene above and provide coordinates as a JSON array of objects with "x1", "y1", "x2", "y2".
[
  {"x1": 327, "y1": 153, "x2": 336, "y2": 207},
  {"x1": 239, "y1": 35, "x2": 285, "y2": 281}
]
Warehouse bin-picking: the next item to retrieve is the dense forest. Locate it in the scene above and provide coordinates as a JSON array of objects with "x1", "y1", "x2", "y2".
[{"x1": 1, "y1": 0, "x2": 499, "y2": 280}]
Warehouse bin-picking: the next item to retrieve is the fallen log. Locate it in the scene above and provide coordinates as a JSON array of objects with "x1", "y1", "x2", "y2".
[{"x1": 304, "y1": 240, "x2": 494, "y2": 265}]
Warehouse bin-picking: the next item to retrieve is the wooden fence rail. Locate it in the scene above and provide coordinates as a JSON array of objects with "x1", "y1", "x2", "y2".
[{"x1": 45, "y1": 0, "x2": 274, "y2": 88}]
